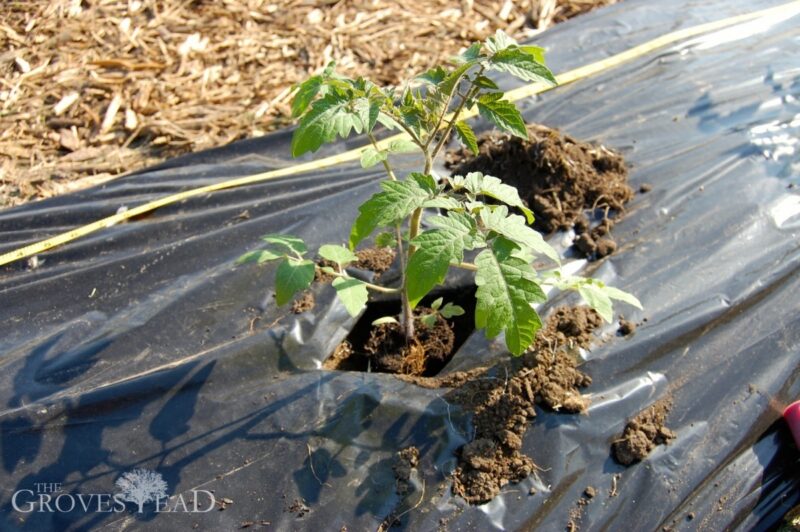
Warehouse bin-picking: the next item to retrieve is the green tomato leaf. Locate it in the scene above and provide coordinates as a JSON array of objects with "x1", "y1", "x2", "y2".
[
  {"x1": 520, "y1": 45, "x2": 546, "y2": 64},
  {"x1": 261, "y1": 234, "x2": 307, "y2": 255},
  {"x1": 463, "y1": 172, "x2": 534, "y2": 224},
  {"x1": 480, "y1": 206, "x2": 559, "y2": 263},
  {"x1": 477, "y1": 98, "x2": 528, "y2": 140},
  {"x1": 318, "y1": 244, "x2": 358, "y2": 266},
  {"x1": 454, "y1": 120, "x2": 479, "y2": 155},
  {"x1": 489, "y1": 48, "x2": 557, "y2": 85},
  {"x1": 349, "y1": 178, "x2": 431, "y2": 249},
  {"x1": 406, "y1": 228, "x2": 466, "y2": 307},
  {"x1": 485, "y1": 29, "x2": 517, "y2": 54},
  {"x1": 291, "y1": 75, "x2": 323, "y2": 118},
  {"x1": 332, "y1": 277, "x2": 369, "y2": 318},
  {"x1": 441, "y1": 302, "x2": 465, "y2": 318},
  {"x1": 604, "y1": 286, "x2": 643, "y2": 310},
  {"x1": 430, "y1": 297, "x2": 443, "y2": 310},
  {"x1": 291, "y1": 93, "x2": 350, "y2": 157},
  {"x1": 419, "y1": 313, "x2": 438, "y2": 328},
  {"x1": 418, "y1": 66, "x2": 447, "y2": 85},
  {"x1": 578, "y1": 283, "x2": 614, "y2": 323},
  {"x1": 474, "y1": 242, "x2": 546, "y2": 355},
  {"x1": 459, "y1": 42, "x2": 483, "y2": 62},
  {"x1": 472, "y1": 75, "x2": 499, "y2": 90},
  {"x1": 429, "y1": 211, "x2": 483, "y2": 250},
  {"x1": 423, "y1": 196, "x2": 462, "y2": 210},
  {"x1": 360, "y1": 147, "x2": 387, "y2": 168},
  {"x1": 237, "y1": 248, "x2": 283, "y2": 264},
  {"x1": 387, "y1": 139, "x2": 420, "y2": 154},
  {"x1": 275, "y1": 258, "x2": 315, "y2": 306},
  {"x1": 374, "y1": 231, "x2": 397, "y2": 248}
]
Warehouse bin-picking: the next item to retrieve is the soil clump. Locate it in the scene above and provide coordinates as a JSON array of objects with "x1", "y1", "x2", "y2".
[{"x1": 612, "y1": 398, "x2": 675, "y2": 465}]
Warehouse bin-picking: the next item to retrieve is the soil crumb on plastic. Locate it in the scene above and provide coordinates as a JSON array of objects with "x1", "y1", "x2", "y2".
[
  {"x1": 446, "y1": 124, "x2": 633, "y2": 259},
  {"x1": 291, "y1": 291, "x2": 315, "y2": 314},
  {"x1": 618, "y1": 318, "x2": 636, "y2": 336},
  {"x1": 365, "y1": 311, "x2": 455, "y2": 375},
  {"x1": 393, "y1": 446, "x2": 420, "y2": 496},
  {"x1": 323, "y1": 341, "x2": 353, "y2": 370},
  {"x1": 450, "y1": 306, "x2": 601, "y2": 504},
  {"x1": 356, "y1": 247, "x2": 395, "y2": 278},
  {"x1": 612, "y1": 398, "x2": 676, "y2": 465}
]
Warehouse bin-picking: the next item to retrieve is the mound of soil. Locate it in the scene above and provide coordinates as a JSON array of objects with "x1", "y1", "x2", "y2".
[
  {"x1": 356, "y1": 247, "x2": 396, "y2": 277},
  {"x1": 315, "y1": 246, "x2": 396, "y2": 284},
  {"x1": 365, "y1": 312, "x2": 455, "y2": 375},
  {"x1": 449, "y1": 306, "x2": 602, "y2": 504},
  {"x1": 612, "y1": 399, "x2": 675, "y2": 465},
  {"x1": 446, "y1": 124, "x2": 633, "y2": 259}
]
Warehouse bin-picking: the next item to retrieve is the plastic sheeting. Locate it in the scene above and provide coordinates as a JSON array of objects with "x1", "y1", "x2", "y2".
[{"x1": 2, "y1": 0, "x2": 800, "y2": 530}]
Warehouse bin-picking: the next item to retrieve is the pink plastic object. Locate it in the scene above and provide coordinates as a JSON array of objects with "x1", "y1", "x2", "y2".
[{"x1": 784, "y1": 400, "x2": 800, "y2": 449}]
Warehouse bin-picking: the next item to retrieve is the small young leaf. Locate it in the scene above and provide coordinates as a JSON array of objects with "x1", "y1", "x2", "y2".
[
  {"x1": 463, "y1": 173, "x2": 535, "y2": 224},
  {"x1": 477, "y1": 98, "x2": 528, "y2": 140},
  {"x1": 262, "y1": 234, "x2": 307, "y2": 255},
  {"x1": 374, "y1": 231, "x2": 397, "y2": 248},
  {"x1": 489, "y1": 48, "x2": 557, "y2": 85},
  {"x1": 360, "y1": 147, "x2": 387, "y2": 168},
  {"x1": 454, "y1": 120, "x2": 479, "y2": 155},
  {"x1": 419, "y1": 313, "x2": 438, "y2": 328},
  {"x1": 332, "y1": 277, "x2": 369, "y2": 317},
  {"x1": 484, "y1": 29, "x2": 517, "y2": 54},
  {"x1": 474, "y1": 240, "x2": 547, "y2": 355},
  {"x1": 441, "y1": 302, "x2": 465, "y2": 318},
  {"x1": 472, "y1": 75, "x2": 499, "y2": 90},
  {"x1": 603, "y1": 286, "x2": 643, "y2": 310},
  {"x1": 318, "y1": 244, "x2": 359, "y2": 266},
  {"x1": 423, "y1": 197, "x2": 462, "y2": 210},
  {"x1": 275, "y1": 258, "x2": 315, "y2": 306},
  {"x1": 459, "y1": 42, "x2": 483, "y2": 62},
  {"x1": 578, "y1": 283, "x2": 614, "y2": 323},
  {"x1": 387, "y1": 139, "x2": 420, "y2": 154},
  {"x1": 372, "y1": 316, "x2": 399, "y2": 326},
  {"x1": 430, "y1": 297, "x2": 443, "y2": 310},
  {"x1": 237, "y1": 249, "x2": 283, "y2": 264},
  {"x1": 418, "y1": 66, "x2": 447, "y2": 85},
  {"x1": 480, "y1": 206, "x2": 559, "y2": 263},
  {"x1": 292, "y1": 76, "x2": 323, "y2": 118},
  {"x1": 520, "y1": 45, "x2": 546, "y2": 64}
]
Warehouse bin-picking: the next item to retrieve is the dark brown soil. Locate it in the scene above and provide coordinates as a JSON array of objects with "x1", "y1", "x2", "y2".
[
  {"x1": 392, "y1": 447, "x2": 420, "y2": 496},
  {"x1": 618, "y1": 318, "x2": 636, "y2": 336},
  {"x1": 449, "y1": 306, "x2": 602, "y2": 504},
  {"x1": 445, "y1": 124, "x2": 633, "y2": 259},
  {"x1": 365, "y1": 311, "x2": 455, "y2": 375},
  {"x1": 356, "y1": 247, "x2": 396, "y2": 278},
  {"x1": 290, "y1": 291, "x2": 315, "y2": 314},
  {"x1": 612, "y1": 398, "x2": 676, "y2": 465},
  {"x1": 315, "y1": 246, "x2": 396, "y2": 284}
]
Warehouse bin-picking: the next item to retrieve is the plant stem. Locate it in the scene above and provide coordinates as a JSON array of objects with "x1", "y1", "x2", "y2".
[
  {"x1": 430, "y1": 73, "x2": 483, "y2": 161},
  {"x1": 367, "y1": 132, "x2": 397, "y2": 181},
  {"x1": 325, "y1": 269, "x2": 401, "y2": 294},
  {"x1": 454, "y1": 261, "x2": 478, "y2": 271}
]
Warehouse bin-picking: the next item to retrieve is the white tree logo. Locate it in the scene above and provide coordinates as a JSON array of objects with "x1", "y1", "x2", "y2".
[{"x1": 115, "y1": 469, "x2": 168, "y2": 512}]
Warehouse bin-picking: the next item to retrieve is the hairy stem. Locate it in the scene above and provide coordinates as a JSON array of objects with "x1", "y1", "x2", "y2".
[
  {"x1": 368, "y1": 132, "x2": 397, "y2": 181},
  {"x1": 325, "y1": 269, "x2": 401, "y2": 294},
  {"x1": 430, "y1": 74, "x2": 483, "y2": 161},
  {"x1": 454, "y1": 261, "x2": 478, "y2": 271}
]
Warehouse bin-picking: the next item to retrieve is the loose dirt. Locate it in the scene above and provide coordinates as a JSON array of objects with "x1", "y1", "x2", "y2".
[
  {"x1": 446, "y1": 124, "x2": 633, "y2": 259},
  {"x1": 290, "y1": 291, "x2": 315, "y2": 314},
  {"x1": 612, "y1": 398, "x2": 675, "y2": 465},
  {"x1": 355, "y1": 247, "x2": 396, "y2": 278},
  {"x1": 448, "y1": 306, "x2": 602, "y2": 504},
  {"x1": 365, "y1": 311, "x2": 455, "y2": 376}
]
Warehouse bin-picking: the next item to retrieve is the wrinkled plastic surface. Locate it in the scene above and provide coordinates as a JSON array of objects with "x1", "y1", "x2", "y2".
[{"x1": 2, "y1": 0, "x2": 800, "y2": 530}]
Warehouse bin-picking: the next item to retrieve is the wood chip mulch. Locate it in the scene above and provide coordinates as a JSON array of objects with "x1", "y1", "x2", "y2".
[{"x1": 0, "y1": 0, "x2": 616, "y2": 208}]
